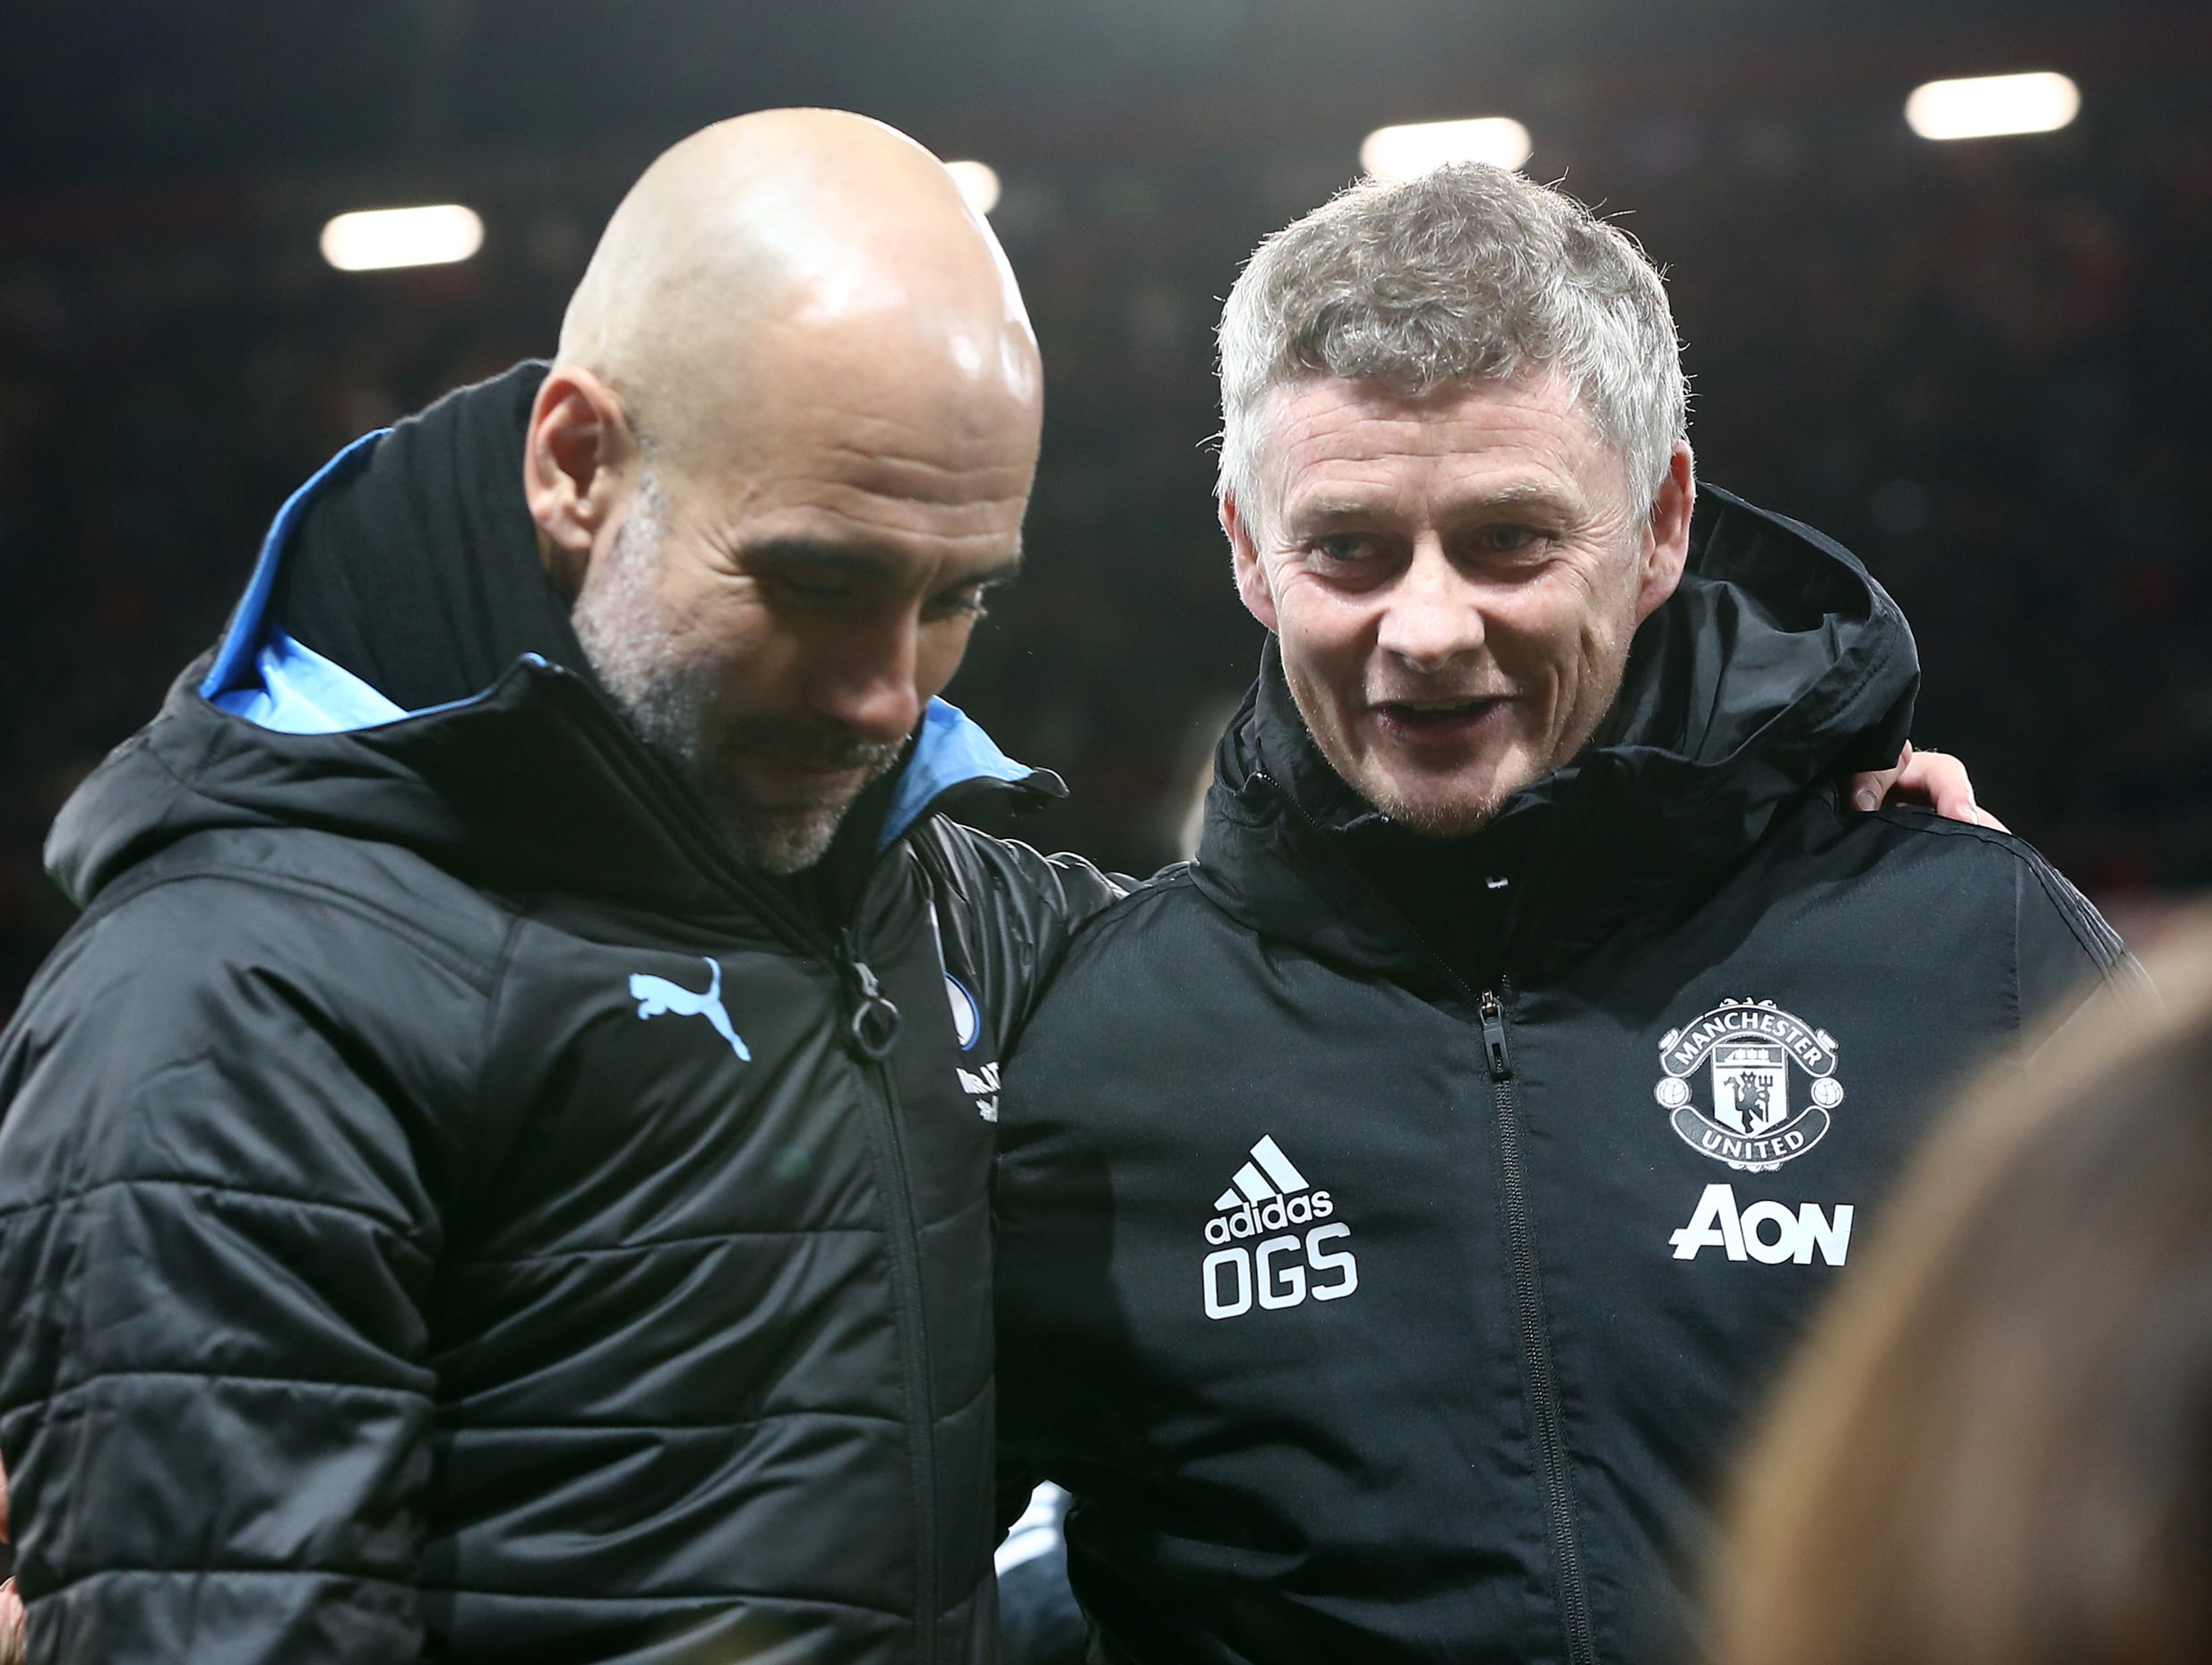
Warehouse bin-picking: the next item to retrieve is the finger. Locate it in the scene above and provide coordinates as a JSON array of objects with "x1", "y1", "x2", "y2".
[
  {"x1": 1847, "y1": 742, "x2": 1909, "y2": 813},
  {"x1": 0, "y1": 1579, "x2": 22, "y2": 1665},
  {"x1": 1897, "y1": 747, "x2": 1980, "y2": 823}
]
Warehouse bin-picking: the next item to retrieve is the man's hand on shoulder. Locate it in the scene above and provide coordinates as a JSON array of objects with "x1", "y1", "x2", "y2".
[
  {"x1": 1, "y1": 1452, "x2": 20, "y2": 1665},
  {"x1": 1846, "y1": 742, "x2": 2010, "y2": 830}
]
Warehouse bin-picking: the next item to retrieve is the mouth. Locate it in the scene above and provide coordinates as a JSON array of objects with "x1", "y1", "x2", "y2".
[
  {"x1": 757, "y1": 753, "x2": 868, "y2": 780},
  {"x1": 1371, "y1": 695, "x2": 1513, "y2": 748},
  {"x1": 723, "y1": 734, "x2": 906, "y2": 807},
  {"x1": 735, "y1": 753, "x2": 875, "y2": 806}
]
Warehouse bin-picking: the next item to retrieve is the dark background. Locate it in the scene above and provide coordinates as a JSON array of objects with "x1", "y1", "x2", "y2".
[{"x1": 3, "y1": 0, "x2": 2209, "y2": 1010}]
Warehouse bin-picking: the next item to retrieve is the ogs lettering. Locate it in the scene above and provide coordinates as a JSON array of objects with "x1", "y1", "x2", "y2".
[{"x1": 1203, "y1": 1224, "x2": 1359, "y2": 1320}]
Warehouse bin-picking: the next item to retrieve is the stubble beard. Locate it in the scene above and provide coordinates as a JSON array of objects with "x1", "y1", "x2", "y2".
[
  {"x1": 1361, "y1": 774, "x2": 1515, "y2": 839},
  {"x1": 572, "y1": 479, "x2": 903, "y2": 876},
  {"x1": 1296, "y1": 646, "x2": 1633, "y2": 841}
]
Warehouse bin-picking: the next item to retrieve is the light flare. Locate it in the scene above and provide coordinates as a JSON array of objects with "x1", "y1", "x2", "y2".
[
  {"x1": 1360, "y1": 117, "x2": 1534, "y2": 181},
  {"x1": 1905, "y1": 72, "x2": 2080, "y2": 142},
  {"x1": 945, "y1": 160, "x2": 1002, "y2": 215},
  {"x1": 320, "y1": 204, "x2": 485, "y2": 272}
]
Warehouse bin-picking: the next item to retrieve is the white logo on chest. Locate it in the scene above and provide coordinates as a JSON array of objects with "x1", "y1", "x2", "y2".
[
  {"x1": 1201, "y1": 1134, "x2": 1359, "y2": 1319},
  {"x1": 1669, "y1": 1182, "x2": 1853, "y2": 1264},
  {"x1": 1657, "y1": 998, "x2": 1844, "y2": 1170},
  {"x1": 629, "y1": 957, "x2": 751, "y2": 1063}
]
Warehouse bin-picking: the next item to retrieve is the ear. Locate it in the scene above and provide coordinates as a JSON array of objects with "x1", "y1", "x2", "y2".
[
  {"x1": 523, "y1": 364, "x2": 640, "y2": 601},
  {"x1": 1222, "y1": 492, "x2": 1279, "y2": 634},
  {"x1": 1632, "y1": 441, "x2": 1696, "y2": 625}
]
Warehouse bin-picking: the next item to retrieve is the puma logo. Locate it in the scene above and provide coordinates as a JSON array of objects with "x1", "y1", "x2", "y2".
[{"x1": 629, "y1": 957, "x2": 751, "y2": 1063}]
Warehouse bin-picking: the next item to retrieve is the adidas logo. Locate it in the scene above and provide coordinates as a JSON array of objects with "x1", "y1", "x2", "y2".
[
  {"x1": 1205, "y1": 1134, "x2": 1335, "y2": 1244},
  {"x1": 1201, "y1": 1134, "x2": 1358, "y2": 1320}
]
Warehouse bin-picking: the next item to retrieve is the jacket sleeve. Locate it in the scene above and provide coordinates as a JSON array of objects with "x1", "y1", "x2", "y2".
[
  {"x1": 0, "y1": 876, "x2": 480, "y2": 1664},
  {"x1": 2012, "y1": 845, "x2": 2150, "y2": 1047},
  {"x1": 921, "y1": 823, "x2": 1129, "y2": 1052}
]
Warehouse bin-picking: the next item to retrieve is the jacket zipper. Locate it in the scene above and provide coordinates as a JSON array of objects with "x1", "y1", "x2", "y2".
[
  {"x1": 1250, "y1": 771, "x2": 1596, "y2": 1665},
  {"x1": 838, "y1": 927, "x2": 941, "y2": 1665},
  {"x1": 549, "y1": 665, "x2": 951, "y2": 1659},
  {"x1": 1481, "y1": 988, "x2": 1597, "y2": 1665}
]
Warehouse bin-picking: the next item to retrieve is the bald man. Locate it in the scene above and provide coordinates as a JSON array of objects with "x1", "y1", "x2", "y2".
[{"x1": 0, "y1": 111, "x2": 1114, "y2": 1665}]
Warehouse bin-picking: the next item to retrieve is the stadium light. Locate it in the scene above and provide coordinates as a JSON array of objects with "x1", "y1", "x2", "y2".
[
  {"x1": 1360, "y1": 116, "x2": 1533, "y2": 181},
  {"x1": 1905, "y1": 72, "x2": 2080, "y2": 142},
  {"x1": 945, "y1": 160, "x2": 1002, "y2": 216},
  {"x1": 320, "y1": 204, "x2": 485, "y2": 272}
]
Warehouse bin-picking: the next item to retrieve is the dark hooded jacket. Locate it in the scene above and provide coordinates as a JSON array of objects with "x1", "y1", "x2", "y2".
[
  {"x1": 0, "y1": 367, "x2": 1117, "y2": 1665},
  {"x1": 993, "y1": 487, "x2": 2137, "y2": 1665}
]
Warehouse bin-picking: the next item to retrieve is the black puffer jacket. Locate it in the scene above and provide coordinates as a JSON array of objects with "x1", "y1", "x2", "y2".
[
  {"x1": 0, "y1": 420, "x2": 1114, "y2": 1663},
  {"x1": 994, "y1": 487, "x2": 2138, "y2": 1665}
]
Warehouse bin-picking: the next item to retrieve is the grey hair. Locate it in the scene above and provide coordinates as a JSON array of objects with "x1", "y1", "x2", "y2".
[{"x1": 1217, "y1": 163, "x2": 1689, "y2": 525}]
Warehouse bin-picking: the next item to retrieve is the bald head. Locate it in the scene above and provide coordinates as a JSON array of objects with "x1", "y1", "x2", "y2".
[
  {"x1": 558, "y1": 108, "x2": 1039, "y2": 468},
  {"x1": 526, "y1": 111, "x2": 1046, "y2": 875}
]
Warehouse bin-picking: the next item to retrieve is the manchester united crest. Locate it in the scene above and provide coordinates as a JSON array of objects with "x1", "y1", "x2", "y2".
[{"x1": 1655, "y1": 999, "x2": 1843, "y2": 1171}]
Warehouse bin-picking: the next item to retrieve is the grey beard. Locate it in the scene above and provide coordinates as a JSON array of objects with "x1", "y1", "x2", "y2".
[{"x1": 572, "y1": 485, "x2": 901, "y2": 875}]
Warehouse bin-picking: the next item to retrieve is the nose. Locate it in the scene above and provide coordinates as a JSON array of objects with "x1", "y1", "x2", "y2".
[
  {"x1": 810, "y1": 608, "x2": 924, "y2": 744},
  {"x1": 1376, "y1": 539, "x2": 1485, "y2": 674}
]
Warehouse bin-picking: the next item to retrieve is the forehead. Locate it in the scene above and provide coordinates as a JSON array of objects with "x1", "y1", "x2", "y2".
[
  {"x1": 659, "y1": 301, "x2": 1041, "y2": 509},
  {"x1": 661, "y1": 380, "x2": 1038, "y2": 567},
  {"x1": 1261, "y1": 372, "x2": 1619, "y2": 514}
]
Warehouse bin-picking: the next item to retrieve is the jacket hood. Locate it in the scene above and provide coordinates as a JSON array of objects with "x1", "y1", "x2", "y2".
[
  {"x1": 48, "y1": 376, "x2": 1059, "y2": 922},
  {"x1": 1193, "y1": 485, "x2": 1918, "y2": 982}
]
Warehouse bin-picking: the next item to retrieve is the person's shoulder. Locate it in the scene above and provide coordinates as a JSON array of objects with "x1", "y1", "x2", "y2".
[
  {"x1": 113, "y1": 823, "x2": 509, "y2": 951},
  {"x1": 1796, "y1": 795, "x2": 2072, "y2": 889},
  {"x1": 27, "y1": 824, "x2": 518, "y2": 1041},
  {"x1": 997, "y1": 866, "x2": 1209, "y2": 1083},
  {"x1": 1827, "y1": 803, "x2": 2138, "y2": 1002},
  {"x1": 1860, "y1": 807, "x2": 2106, "y2": 919},
  {"x1": 1038, "y1": 860, "x2": 1210, "y2": 978},
  {"x1": 1072, "y1": 858, "x2": 1200, "y2": 924},
  {"x1": 917, "y1": 819, "x2": 1127, "y2": 921},
  {"x1": 3, "y1": 829, "x2": 512, "y2": 1219}
]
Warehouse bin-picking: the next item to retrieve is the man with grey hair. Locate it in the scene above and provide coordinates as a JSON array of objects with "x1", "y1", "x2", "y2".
[{"x1": 992, "y1": 164, "x2": 2132, "y2": 1663}]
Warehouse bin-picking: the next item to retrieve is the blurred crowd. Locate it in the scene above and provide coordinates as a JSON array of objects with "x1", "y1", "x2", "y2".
[{"x1": 2, "y1": 75, "x2": 2208, "y2": 1009}]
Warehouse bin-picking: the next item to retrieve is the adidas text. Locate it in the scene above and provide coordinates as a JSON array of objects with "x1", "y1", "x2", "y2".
[
  {"x1": 1668, "y1": 1182, "x2": 1853, "y2": 1265},
  {"x1": 1205, "y1": 1190, "x2": 1333, "y2": 1244}
]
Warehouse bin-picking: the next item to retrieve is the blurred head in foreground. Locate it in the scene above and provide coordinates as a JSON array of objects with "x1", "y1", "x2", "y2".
[{"x1": 1713, "y1": 929, "x2": 2212, "y2": 1665}]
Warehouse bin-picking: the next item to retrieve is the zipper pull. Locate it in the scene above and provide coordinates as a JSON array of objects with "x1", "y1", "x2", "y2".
[
  {"x1": 1479, "y1": 990, "x2": 1514, "y2": 1082},
  {"x1": 839, "y1": 931, "x2": 903, "y2": 1061}
]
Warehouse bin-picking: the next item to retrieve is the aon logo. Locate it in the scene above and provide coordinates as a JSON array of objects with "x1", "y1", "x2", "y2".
[
  {"x1": 1669, "y1": 1182, "x2": 1854, "y2": 1265},
  {"x1": 1202, "y1": 1225, "x2": 1359, "y2": 1319}
]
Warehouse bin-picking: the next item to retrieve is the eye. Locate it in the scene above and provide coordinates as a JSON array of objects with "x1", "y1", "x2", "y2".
[
  {"x1": 1476, "y1": 523, "x2": 1541, "y2": 553},
  {"x1": 922, "y1": 585, "x2": 993, "y2": 624},
  {"x1": 773, "y1": 573, "x2": 859, "y2": 610},
  {"x1": 1313, "y1": 534, "x2": 1373, "y2": 565}
]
